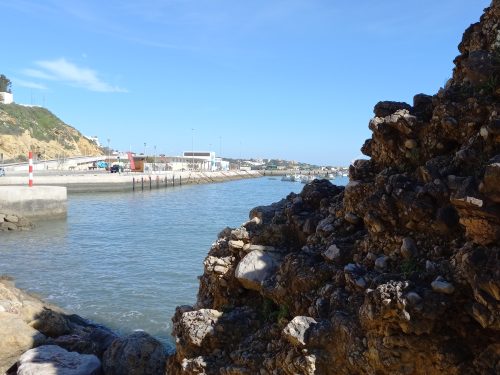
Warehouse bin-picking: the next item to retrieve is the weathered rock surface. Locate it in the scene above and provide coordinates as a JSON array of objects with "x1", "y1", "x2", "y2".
[
  {"x1": 167, "y1": 2, "x2": 500, "y2": 374},
  {"x1": 17, "y1": 345, "x2": 101, "y2": 375},
  {"x1": 235, "y1": 249, "x2": 283, "y2": 291},
  {"x1": 0, "y1": 311, "x2": 46, "y2": 374},
  {"x1": 0, "y1": 213, "x2": 33, "y2": 231},
  {"x1": 0, "y1": 278, "x2": 117, "y2": 374},
  {"x1": 102, "y1": 331, "x2": 166, "y2": 375}
]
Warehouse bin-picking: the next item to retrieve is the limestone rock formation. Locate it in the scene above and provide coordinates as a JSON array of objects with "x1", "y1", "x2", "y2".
[
  {"x1": 17, "y1": 345, "x2": 101, "y2": 375},
  {"x1": 0, "y1": 278, "x2": 116, "y2": 374},
  {"x1": 167, "y1": 2, "x2": 500, "y2": 374},
  {"x1": 102, "y1": 331, "x2": 167, "y2": 375}
]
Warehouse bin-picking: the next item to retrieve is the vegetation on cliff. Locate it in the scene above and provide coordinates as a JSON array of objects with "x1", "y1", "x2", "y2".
[
  {"x1": 168, "y1": 2, "x2": 500, "y2": 374},
  {"x1": 0, "y1": 103, "x2": 103, "y2": 162}
]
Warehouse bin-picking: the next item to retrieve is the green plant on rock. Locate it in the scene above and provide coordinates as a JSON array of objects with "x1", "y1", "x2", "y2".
[
  {"x1": 260, "y1": 298, "x2": 290, "y2": 326},
  {"x1": 400, "y1": 258, "x2": 421, "y2": 278}
]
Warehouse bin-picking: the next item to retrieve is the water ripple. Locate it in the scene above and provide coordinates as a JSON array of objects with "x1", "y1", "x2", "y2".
[{"x1": 0, "y1": 177, "x2": 347, "y2": 349}]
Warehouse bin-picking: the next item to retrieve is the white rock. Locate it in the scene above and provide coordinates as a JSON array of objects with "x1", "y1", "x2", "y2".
[
  {"x1": 322, "y1": 244, "x2": 341, "y2": 261},
  {"x1": 235, "y1": 250, "x2": 282, "y2": 291},
  {"x1": 0, "y1": 312, "x2": 46, "y2": 374},
  {"x1": 178, "y1": 309, "x2": 223, "y2": 347},
  {"x1": 17, "y1": 345, "x2": 101, "y2": 375},
  {"x1": 283, "y1": 316, "x2": 317, "y2": 346},
  {"x1": 5, "y1": 215, "x2": 18, "y2": 223},
  {"x1": 228, "y1": 240, "x2": 245, "y2": 250},
  {"x1": 431, "y1": 277, "x2": 455, "y2": 294}
]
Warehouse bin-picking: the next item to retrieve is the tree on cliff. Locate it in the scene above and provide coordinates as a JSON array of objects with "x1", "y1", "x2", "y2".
[{"x1": 0, "y1": 75, "x2": 12, "y2": 93}]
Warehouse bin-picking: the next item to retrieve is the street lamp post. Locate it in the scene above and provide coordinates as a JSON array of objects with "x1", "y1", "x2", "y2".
[
  {"x1": 154, "y1": 145, "x2": 157, "y2": 172},
  {"x1": 191, "y1": 128, "x2": 195, "y2": 171},
  {"x1": 107, "y1": 138, "x2": 111, "y2": 170}
]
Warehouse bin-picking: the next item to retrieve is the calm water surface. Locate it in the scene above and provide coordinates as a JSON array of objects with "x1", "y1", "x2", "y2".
[{"x1": 0, "y1": 176, "x2": 347, "y2": 350}]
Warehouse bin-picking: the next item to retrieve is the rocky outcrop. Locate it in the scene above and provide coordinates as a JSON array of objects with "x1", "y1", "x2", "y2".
[
  {"x1": 167, "y1": 2, "x2": 500, "y2": 374},
  {"x1": 0, "y1": 278, "x2": 167, "y2": 375},
  {"x1": 0, "y1": 213, "x2": 33, "y2": 232}
]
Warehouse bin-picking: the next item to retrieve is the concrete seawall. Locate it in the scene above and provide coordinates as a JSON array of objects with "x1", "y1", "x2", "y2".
[
  {"x1": 0, "y1": 186, "x2": 67, "y2": 218},
  {"x1": 0, "y1": 170, "x2": 262, "y2": 193}
]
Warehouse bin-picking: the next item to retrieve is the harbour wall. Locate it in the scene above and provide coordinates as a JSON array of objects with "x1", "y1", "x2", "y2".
[
  {"x1": 0, "y1": 170, "x2": 262, "y2": 193},
  {"x1": 0, "y1": 186, "x2": 67, "y2": 218}
]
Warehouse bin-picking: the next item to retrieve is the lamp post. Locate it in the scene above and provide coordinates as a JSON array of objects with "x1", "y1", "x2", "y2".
[
  {"x1": 107, "y1": 138, "x2": 111, "y2": 170},
  {"x1": 154, "y1": 145, "x2": 157, "y2": 172},
  {"x1": 191, "y1": 128, "x2": 195, "y2": 171}
]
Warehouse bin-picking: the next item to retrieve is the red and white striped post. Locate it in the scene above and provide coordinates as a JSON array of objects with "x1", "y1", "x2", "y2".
[{"x1": 28, "y1": 151, "x2": 33, "y2": 187}]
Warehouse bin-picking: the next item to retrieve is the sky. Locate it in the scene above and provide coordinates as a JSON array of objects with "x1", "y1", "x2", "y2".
[{"x1": 0, "y1": 0, "x2": 491, "y2": 166}]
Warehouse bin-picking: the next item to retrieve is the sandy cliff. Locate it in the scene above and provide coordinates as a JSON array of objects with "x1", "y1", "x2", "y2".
[{"x1": 167, "y1": 2, "x2": 500, "y2": 374}]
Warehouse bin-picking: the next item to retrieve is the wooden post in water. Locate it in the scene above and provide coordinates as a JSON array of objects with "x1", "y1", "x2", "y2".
[
  {"x1": 141, "y1": 177, "x2": 144, "y2": 191},
  {"x1": 172, "y1": 175, "x2": 174, "y2": 186},
  {"x1": 149, "y1": 176, "x2": 152, "y2": 190},
  {"x1": 180, "y1": 175, "x2": 182, "y2": 185},
  {"x1": 156, "y1": 175, "x2": 160, "y2": 188},
  {"x1": 133, "y1": 177, "x2": 135, "y2": 191}
]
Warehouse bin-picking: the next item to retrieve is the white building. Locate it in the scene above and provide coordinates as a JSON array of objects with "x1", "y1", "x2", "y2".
[
  {"x1": 0, "y1": 92, "x2": 13, "y2": 104},
  {"x1": 85, "y1": 135, "x2": 101, "y2": 147}
]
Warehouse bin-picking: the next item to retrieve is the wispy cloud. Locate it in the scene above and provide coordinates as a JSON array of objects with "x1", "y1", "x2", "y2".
[
  {"x1": 12, "y1": 78, "x2": 48, "y2": 90},
  {"x1": 22, "y1": 68, "x2": 56, "y2": 80},
  {"x1": 23, "y1": 58, "x2": 127, "y2": 93}
]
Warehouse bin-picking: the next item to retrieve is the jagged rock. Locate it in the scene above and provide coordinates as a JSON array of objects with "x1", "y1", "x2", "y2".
[
  {"x1": 176, "y1": 309, "x2": 222, "y2": 347},
  {"x1": 480, "y1": 160, "x2": 500, "y2": 202},
  {"x1": 283, "y1": 316, "x2": 317, "y2": 346},
  {"x1": 373, "y1": 101, "x2": 412, "y2": 117},
  {"x1": 400, "y1": 237, "x2": 418, "y2": 259},
  {"x1": 235, "y1": 250, "x2": 282, "y2": 291},
  {"x1": 5, "y1": 214, "x2": 19, "y2": 223},
  {"x1": 102, "y1": 331, "x2": 166, "y2": 375},
  {"x1": 322, "y1": 244, "x2": 341, "y2": 262},
  {"x1": 431, "y1": 277, "x2": 455, "y2": 294},
  {"x1": 29, "y1": 307, "x2": 71, "y2": 337},
  {"x1": 344, "y1": 212, "x2": 361, "y2": 224},
  {"x1": 17, "y1": 345, "x2": 101, "y2": 375},
  {"x1": 167, "y1": 3, "x2": 500, "y2": 373},
  {"x1": 229, "y1": 240, "x2": 245, "y2": 250},
  {"x1": 0, "y1": 312, "x2": 46, "y2": 374},
  {"x1": 374, "y1": 255, "x2": 389, "y2": 271}
]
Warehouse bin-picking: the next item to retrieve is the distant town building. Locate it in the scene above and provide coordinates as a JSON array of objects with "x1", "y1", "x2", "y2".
[
  {"x1": 0, "y1": 92, "x2": 13, "y2": 104},
  {"x1": 183, "y1": 151, "x2": 217, "y2": 171}
]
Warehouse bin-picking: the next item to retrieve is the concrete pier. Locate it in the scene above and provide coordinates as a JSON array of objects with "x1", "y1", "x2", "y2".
[
  {"x1": 0, "y1": 170, "x2": 262, "y2": 193},
  {"x1": 0, "y1": 186, "x2": 67, "y2": 218}
]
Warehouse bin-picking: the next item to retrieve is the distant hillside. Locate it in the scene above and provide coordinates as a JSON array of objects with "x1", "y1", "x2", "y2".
[{"x1": 0, "y1": 103, "x2": 103, "y2": 162}]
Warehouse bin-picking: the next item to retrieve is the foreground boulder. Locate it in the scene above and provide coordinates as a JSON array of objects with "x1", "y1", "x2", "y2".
[
  {"x1": 17, "y1": 345, "x2": 101, "y2": 375},
  {"x1": 102, "y1": 331, "x2": 167, "y2": 375},
  {"x1": 167, "y1": 2, "x2": 500, "y2": 374},
  {"x1": 0, "y1": 278, "x2": 117, "y2": 373},
  {"x1": 0, "y1": 312, "x2": 46, "y2": 373}
]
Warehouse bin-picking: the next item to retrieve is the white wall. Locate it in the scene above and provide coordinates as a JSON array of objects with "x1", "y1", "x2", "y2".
[{"x1": 0, "y1": 92, "x2": 13, "y2": 104}]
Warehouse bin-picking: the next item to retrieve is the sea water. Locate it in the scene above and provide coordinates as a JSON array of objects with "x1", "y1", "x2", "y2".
[{"x1": 0, "y1": 176, "x2": 348, "y2": 350}]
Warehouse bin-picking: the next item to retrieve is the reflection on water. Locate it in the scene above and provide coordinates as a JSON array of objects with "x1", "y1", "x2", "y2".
[{"x1": 0, "y1": 176, "x2": 347, "y2": 349}]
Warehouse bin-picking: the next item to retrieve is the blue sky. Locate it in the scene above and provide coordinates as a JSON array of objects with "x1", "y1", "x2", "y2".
[{"x1": 1, "y1": 0, "x2": 491, "y2": 165}]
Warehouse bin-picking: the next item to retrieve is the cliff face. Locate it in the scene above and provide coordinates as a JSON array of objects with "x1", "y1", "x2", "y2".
[
  {"x1": 0, "y1": 103, "x2": 103, "y2": 161},
  {"x1": 168, "y1": 2, "x2": 500, "y2": 374}
]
